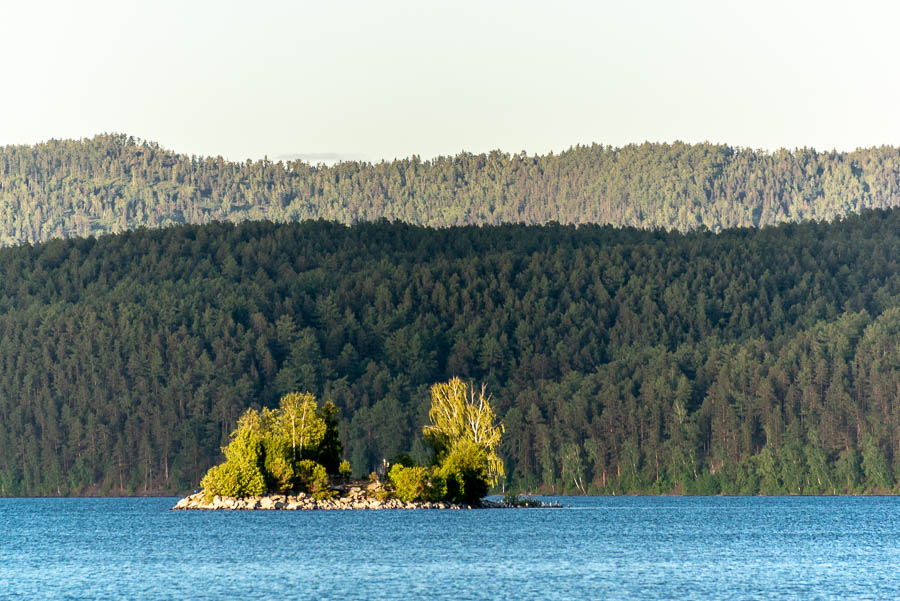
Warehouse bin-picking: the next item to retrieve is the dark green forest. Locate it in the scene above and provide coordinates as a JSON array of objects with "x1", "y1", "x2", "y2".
[
  {"x1": 3, "y1": 212, "x2": 900, "y2": 496},
  {"x1": 4, "y1": 134, "x2": 900, "y2": 244}
]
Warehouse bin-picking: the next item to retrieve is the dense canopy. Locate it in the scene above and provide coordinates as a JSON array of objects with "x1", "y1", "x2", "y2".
[
  {"x1": 2, "y1": 212, "x2": 900, "y2": 495},
  {"x1": 199, "y1": 392, "x2": 340, "y2": 499},
  {"x1": 5, "y1": 134, "x2": 900, "y2": 245}
]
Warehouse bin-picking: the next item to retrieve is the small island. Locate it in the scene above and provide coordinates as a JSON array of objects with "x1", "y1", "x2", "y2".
[{"x1": 174, "y1": 378, "x2": 554, "y2": 510}]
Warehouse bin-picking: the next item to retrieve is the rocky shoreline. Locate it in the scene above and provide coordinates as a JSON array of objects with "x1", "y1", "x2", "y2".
[{"x1": 172, "y1": 486, "x2": 511, "y2": 511}]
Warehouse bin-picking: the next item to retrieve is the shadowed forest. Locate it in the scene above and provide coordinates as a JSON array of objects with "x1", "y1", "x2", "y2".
[{"x1": 2, "y1": 211, "x2": 900, "y2": 495}]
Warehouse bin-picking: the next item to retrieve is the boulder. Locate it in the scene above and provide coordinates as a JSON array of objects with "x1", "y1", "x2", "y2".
[{"x1": 172, "y1": 486, "x2": 517, "y2": 511}]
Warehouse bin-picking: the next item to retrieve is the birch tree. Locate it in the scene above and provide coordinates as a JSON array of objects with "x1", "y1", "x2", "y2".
[
  {"x1": 276, "y1": 392, "x2": 325, "y2": 462},
  {"x1": 423, "y1": 377, "x2": 505, "y2": 487}
]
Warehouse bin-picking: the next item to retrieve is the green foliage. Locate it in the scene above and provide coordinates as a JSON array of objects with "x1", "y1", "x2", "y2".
[
  {"x1": 200, "y1": 460, "x2": 267, "y2": 500},
  {"x1": 200, "y1": 415, "x2": 268, "y2": 498},
  {"x1": 804, "y1": 431, "x2": 833, "y2": 494},
  {"x1": 274, "y1": 392, "x2": 326, "y2": 463},
  {"x1": 296, "y1": 459, "x2": 333, "y2": 500},
  {"x1": 501, "y1": 493, "x2": 544, "y2": 508},
  {"x1": 385, "y1": 378, "x2": 500, "y2": 505},
  {"x1": 199, "y1": 392, "x2": 339, "y2": 498},
  {"x1": 836, "y1": 448, "x2": 862, "y2": 493},
  {"x1": 308, "y1": 401, "x2": 343, "y2": 474},
  {"x1": 424, "y1": 378, "x2": 505, "y2": 487},
  {"x1": 388, "y1": 464, "x2": 433, "y2": 502},
  {"x1": 391, "y1": 453, "x2": 415, "y2": 468},
  {"x1": 435, "y1": 439, "x2": 490, "y2": 505},
  {"x1": 9, "y1": 213, "x2": 900, "y2": 496},
  {"x1": 338, "y1": 460, "x2": 352, "y2": 479},
  {"x1": 861, "y1": 437, "x2": 893, "y2": 491},
  {"x1": 262, "y1": 437, "x2": 296, "y2": 493},
  {"x1": 10, "y1": 135, "x2": 900, "y2": 246}
]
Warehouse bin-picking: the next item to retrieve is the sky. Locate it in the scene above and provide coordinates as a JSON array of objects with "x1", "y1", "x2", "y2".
[{"x1": 2, "y1": 0, "x2": 900, "y2": 163}]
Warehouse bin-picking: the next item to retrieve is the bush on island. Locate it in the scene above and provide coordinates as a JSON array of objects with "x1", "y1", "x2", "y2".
[
  {"x1": 387, "y1": 378, "x2": 503, "y2": 504},
  {"x1": 436, "y1": 438, "x2": 490, "y2": 504},
  {"x1": 200, "y1": 392, "x2": 344, "y2": 500},
  {"x1": 388, "y1": 465, "x2": 432, "y2": 502}
]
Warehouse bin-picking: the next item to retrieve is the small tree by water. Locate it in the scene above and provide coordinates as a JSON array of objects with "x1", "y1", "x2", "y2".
[
  {"x1": 200, "y1": 392, "x2": 342, "y2": 499},
  {"x1": 389, "y1": 377, "x2": 505, "y2": 504}
]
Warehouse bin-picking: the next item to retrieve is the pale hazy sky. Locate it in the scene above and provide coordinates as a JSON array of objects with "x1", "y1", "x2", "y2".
[{"x1": 2, "y1": 0, "x2": 899, "y2": 162}]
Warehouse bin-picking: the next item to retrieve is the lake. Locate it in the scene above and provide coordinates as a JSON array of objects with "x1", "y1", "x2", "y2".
[{"x1": 2, "y1": 496, "x2": 899, "y2": 599}]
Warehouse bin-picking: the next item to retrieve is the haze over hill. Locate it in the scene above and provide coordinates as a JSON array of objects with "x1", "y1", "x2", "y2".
[{"x1": 4, "y1": 134, "x2": 900, "y2": 245}]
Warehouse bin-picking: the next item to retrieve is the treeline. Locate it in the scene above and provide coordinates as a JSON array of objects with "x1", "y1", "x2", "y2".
[
  {"x1": 4, "y1": 134, "x2": 900, "y2": 245},
  {"x1": 3, "y1": 212, "x2": 900, "y2": 496}
]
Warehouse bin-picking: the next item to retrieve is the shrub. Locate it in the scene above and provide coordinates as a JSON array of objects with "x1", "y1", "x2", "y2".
[
  {"x1": 423, "y1": 378, "x2": 505, "y2": 487},
  {"x1": 198, "y1": 392, "x2": 347, "y2": 499},
  {"x1": 389, "y1": 464, "x2": 430, "y2": 502},
  {"x1": 437, "y1": 439, "x2": 489, "y2": 504},
  {"x1": 200, "y1": 459, "x2": 266, "y2": 499},
  {"x1": 263, "y1": 438, "x2": 296, "y2": 493},
  {"x1": 200, "y1": 423, "x2": 268, "y2": 499},
  {"x1": 501, "y1": 493, "x2": 543, "y2": 508},
  {"x1": 296, "y1": 459, "x2": 332, "y2": 499}
]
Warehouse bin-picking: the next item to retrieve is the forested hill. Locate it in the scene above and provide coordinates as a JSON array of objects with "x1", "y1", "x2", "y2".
[
  {"x1": 4, "y1": 134, "x2": 900, "y2": 244},
  {"x1": 4, "y1": 211, "x2": 900, "y2": 496}
]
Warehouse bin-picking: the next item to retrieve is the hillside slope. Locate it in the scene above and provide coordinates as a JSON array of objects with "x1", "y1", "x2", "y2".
[
  {"x1": 3, "y1": 134, "x2": 900, "y2": 244},
  {"x1": 2, "y1": 212, "x2": 900, "y2": 495}
]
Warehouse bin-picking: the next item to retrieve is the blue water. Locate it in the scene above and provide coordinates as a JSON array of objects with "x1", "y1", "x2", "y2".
[{"x1": 2, "y1": 496, "x2": 900, "y2": 600}]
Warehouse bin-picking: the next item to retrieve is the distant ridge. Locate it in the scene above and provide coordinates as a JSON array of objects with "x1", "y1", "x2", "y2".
[{"x1": 3, "y1": 133, "x2": 900, "y2": 244}]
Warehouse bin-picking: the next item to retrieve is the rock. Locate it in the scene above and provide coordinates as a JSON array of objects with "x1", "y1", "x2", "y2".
[{"x1": 173, "y1": 486, "x2": 526, "y2": 511}]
